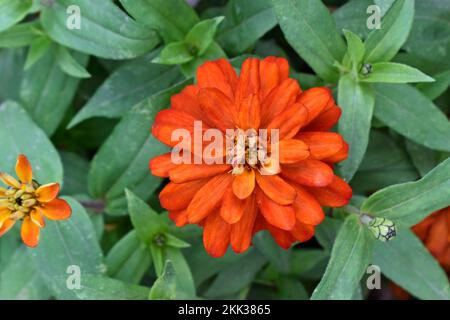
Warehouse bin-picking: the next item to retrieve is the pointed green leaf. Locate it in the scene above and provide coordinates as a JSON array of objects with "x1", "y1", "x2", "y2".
[
  {"x1": 417, "y1": 70, "x2": 450, "y2": 100},
  {"x1": 360, "y1": 62, "x2": 434, "y2": 83},
  {"x1": 272, "y1": 0, "x2": 346, "y2": 81},
  {"x1": 119, "y1": 0, "x2": 199, "y2": 43},
  {"x1": 29, "y1": 197, "x2": 105, "y2": 299},
  {"x1": 24, "y1": 36, "x2": 52, "y2": 70},
  {"x1": 373, "y1": 84, "x2": 450, "y2": 152},
  {"x1": 56, "y1": 45, "x2": 91, "y2": 78},
  {"x1": 0, "y1": 21, "x2": 40, "y2": 48},
  {"x1": 337, "y1": 74, "x2": 375, "y2": 182},
  {"x1": 185, "y1": 16, "x2": 224, "y2": 56},
  {"x1": 0, "y1": 0, "x2": 33, "y2": 32},
  {"x1": 0, "y1": 101, "x2": 63, "y2": 183},
  {"x1": 364, "y1": 0, "x2": 415, "y2": 63},
  {"x1": 373, "y1": 230, "x2": 449, "y2": 300},
  {"x1": 152, "y1": 41, "x2": 194, "y2": 65},
  {"x1": 40, "y1": 0, "x2": 160, "y2": 59},
  {"x1": 343, "y1": 29, "x2": 365, "y2": 68},
  {"x1": 149, "y1": 260, "x2": 177, "y2": 300},
  {"x1": 311, "y1": 215, "x2": 374, "y2": 300},
  {"x1": 361, "y1": 158, "x2": 450, "y2": 227},
  {"x1": 105, "y1": 230, "x2": 152, "y2": 284}
]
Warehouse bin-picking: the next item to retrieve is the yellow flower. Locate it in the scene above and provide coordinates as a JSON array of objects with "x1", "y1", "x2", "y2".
[{"x1": 0, "y1": 155, "x2": 71, "y2": 247}]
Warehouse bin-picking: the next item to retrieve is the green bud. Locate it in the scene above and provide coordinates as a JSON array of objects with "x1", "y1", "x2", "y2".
[{"x1": 361, "y1": 215, "x2": 396, "y2": 241}]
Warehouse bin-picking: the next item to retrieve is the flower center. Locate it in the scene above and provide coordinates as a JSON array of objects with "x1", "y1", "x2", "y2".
[
  {"x1": 227, "y1": 129, "x2": 270, "y2": 175},
  {"x1": 1, "y1": 182, "x2": 39, "y2": 221}
]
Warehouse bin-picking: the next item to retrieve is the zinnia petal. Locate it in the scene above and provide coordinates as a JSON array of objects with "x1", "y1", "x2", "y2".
[
  {"x1": 232, "y1": 169, "x2": 255, "y2": 199},
  {"x1": 293, "y1": 185, "x2": 325, "y2": 225},
  {"x1": 38, "y1": 198, "x2": 72, "y2": 220},
  {"x1": 282, "y1": 159, "x2": 334, "y2": 187},
  {"x1": 257, "y1": 189, "x2": 295, "y2": 230},
  {"x1": 197, "y1": 59, "x2": 237, "y2": 100},
  {"x1": 21, "y1": 216, "x2": 40, "y2": 247},
  {"x1": 160, "y1": 179, "x2": 208, "y2": 211},
  {"x1": 35, "y1": 183, "x2": 60, "y2": 202},
  {"x1": 255, "y1": 173, "x2": 296, "y2": 205},
  {"x1": 203, "y1": 212, "x2": 231, "y2": 258},
  {"x1": 198, "y1": 88, "x2": 238, "y2": 131},
  {"x1": 30, "y1": 209, "x2": 45, "y2": 228},
  {"x1": 259, "y1": 56, "x2": 290, "y2": 99},
  {"x1": 230, "y1": 195, "x2": 258, "y2": 253},
  {"x1": 277, "y1": 139, "x2": 310, "y2": 163},
  {"x1": 238, "y1": 93, "x2": 260, "y2": 130},
  {"x1": 15, "y1": 154, "x2": 33, "y2": 184},
  {"x1": 290, "y1": 221, "x2": 315, "y2": 242},
  {"x1": 220, "y1": 188, "x2": 247, "y2": 224},
  {"x1": 235, "y1": 58, "x2": 260, "y2": 105},
  {"x1": 305, "y1": 175, "x2": 352, "y2": 207},
  {"x1": 169, "y1": 210, "x2": 188, "y2": 227},
  {"x1": 169, "y1": 164, "x2": 231, "y2": 183},
  {"x1": 0, "y1": 208, "x2": 11, "y2": 228},
  {"x1": 0, "y1": 218, "x2": 15, "y2": 237},
  {"x1": 187, "y1": 174, "x2": 233, "y2": 223},
  {"x1": 303, "y1": 104, "x2": 341, "y2": 131},
  {"x1": 267, "y1": 103, "x2": 308, "y2": 139},
  {"x1": 0, "y1": 172, "x2": 21, "y2": 188},
  {"x1": 297, "y1": 87, "x2": 332, "y2": 124},
  {"x1": 149, "y1": 153, "x2": 177, "y2": 178},
  {"x1": 297, "y1": 132, "x2": 344, "y2": 159}
]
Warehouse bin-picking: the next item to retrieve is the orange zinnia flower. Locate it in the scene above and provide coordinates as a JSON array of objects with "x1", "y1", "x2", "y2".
[
  {"x1": 150, "y1": 57, "x2": 351, "y2": 257},
  {"x1": 0, "y1": 155, "x2": 71, "y2": 247},
  {"x1": 412, "y1": 207, "x2": 450, "y2": 273}
]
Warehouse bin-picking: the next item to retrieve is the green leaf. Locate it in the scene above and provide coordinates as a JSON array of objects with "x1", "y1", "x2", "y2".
[
  {"x1": 165, "y1": 234, "x2": 191, "y2": 249},
  {"x1": 360, "y1": 62, "x2": 434, "y2": 83},
  {"x1": 126, "y1": 189, "x2": 168, "y2": 244},
  {"x1": 0, "y1": 0, "x2": 33, "y2": 32},
  {"x1": 373, "y1": 230, "x2": 449, "y2": 300},
  {"x1": 105, "y1": 231, "x2": 152, "y2": 284},
  {"x1": 290, "y1": 249, "x2": 329, "y2": 279},
  {"x1": 29, "y1": 197, "x2": 105, "y2": 299},
  {"x1": 24, "y1": 36, "x2": 52, "y2": 70},
  {"x1": 253, "y1": 231, "x2": 291, "y2": 273},
  {"x1": 417, "y1": 70, "x2": 450, "y2": 100},
  {"x1": 272, "y1": 0, "x2": 346, "y2": 82},
  {"x1": 333, "y1": 0, "x2": 372, "y2": 40},
  {"x1": 87, "y1": 82, "x2": 189, "y2": 215},
  {"x1": 179, "y1": 41, "x2": 226, "y2": 77},
  {"x1": 56, "y1": 45, "x2": 91, "y2": 78},
  {"x1": 364, "y1": 0, "x2": 415, "y2": 63},
  {"x1": 60, "y1": 151, "x2": 89, "y2": 195},
  {"x1": 149, "y1": 260, "x2": 177, "y2": 300},
  {"x1": 20, "y1": 45, "x2": 88, "y2": 135},
  {"x1": 352, "y1": 131, "x2": 419, "y2": 194},
  {"x1": 374, "y1": 0, "x2": 395, "y2": 16},
  {"x1": 0, "y1": 48, "x2": 26, "y2": 101},
  {"x1": 311, "y1": 215, "x2": 374, "y2": 300},
  {"x1": 277, "y1": 276, "x2": 308, "y2": 300},
  {"x1": 163, "y1": 247, "x2": 196, "y2": 298},
  {"x1": 68, "y1": 53, "x2": 185, "y2": 127},
  {"x1": 403, "y1": 0, "x2": 450, "y2": 70},
  {"x1": 373, "y1": 84, "x2": 450, "y2": 152},
  {"x1": 40, "y1": 0, "x2": 160, "y2": 59},
  {"x1": 337, "y1": 74, "x2": 375, "y2": 182},
  {"x1": 0, "y1": 248, "x2": 50, "y2": 300},
  {"x1": 314, "y1": 217, "x2": 343, "y2": 252},
  {"x1": 0, "y1": 101, "x2": 63, "y2": 183},
  {"x1": 216, "y1": 0, "x2": 277, "y2": 55},
  {"x1": 184, "y1": 241, "x2": 240, "y2": 287},
  {"x1": 361, "y1": 158, "x2": 450, "y2": 228},
  {"x1": 185, "y1": 16, "x2": 224, "y2": 56},
  {"x1": 152, "y1": 41, "x2": 194, "y2": 65},
  {"x1": 205, "y1": 250, "x2": 267, "y2": 298},
  {"x1": 119, "y1": 0, "x2": 199, "y2": 43},
  {"x1": 405, "y1": 141, "x2": 446, "y2": 177},
  {"x1": 343, "y1": 29, "x2": 365, "y2": 68},
  {"x1": 71, "y1": 275, "x2": 150, "y2": 300},
  {"x1": 0, "y1": 21, "x2": 40, "y2": 48}
]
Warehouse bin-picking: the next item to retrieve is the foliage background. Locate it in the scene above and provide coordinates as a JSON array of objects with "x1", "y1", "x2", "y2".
[{"x1": 0, "y1": 0, "x2": 449, "y2": 300}]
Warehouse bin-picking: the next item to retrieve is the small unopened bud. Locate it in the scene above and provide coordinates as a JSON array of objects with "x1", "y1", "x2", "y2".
[
  {"x1": 361, "y1": 214, "x2": 396, "y2": 241},
  {"x1": 22, "y1": 199, "x2": 36, "y2": 207},
  {"x1": 153, "y1": 234, "x2": 166, "y2": 247},
  {"x1": 361, "y1": 63, "x2": 373, "y2": 75}
]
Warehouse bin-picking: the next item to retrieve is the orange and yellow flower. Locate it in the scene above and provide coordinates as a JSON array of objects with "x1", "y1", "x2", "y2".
[
  {"x1": 0, "y1": 155, "x2": 71, "y2": 247},
  {"x1": 412, "y1": 207, "x2": 450, "y2": 273},
  {"x1": 150, "y1": 57, "x2": 351, "y2": 257}
]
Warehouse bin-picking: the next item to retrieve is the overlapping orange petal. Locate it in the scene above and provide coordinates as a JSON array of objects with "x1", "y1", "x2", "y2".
[{"x1": 15, "y1": 154, "x2": 33, "y2": 184}]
